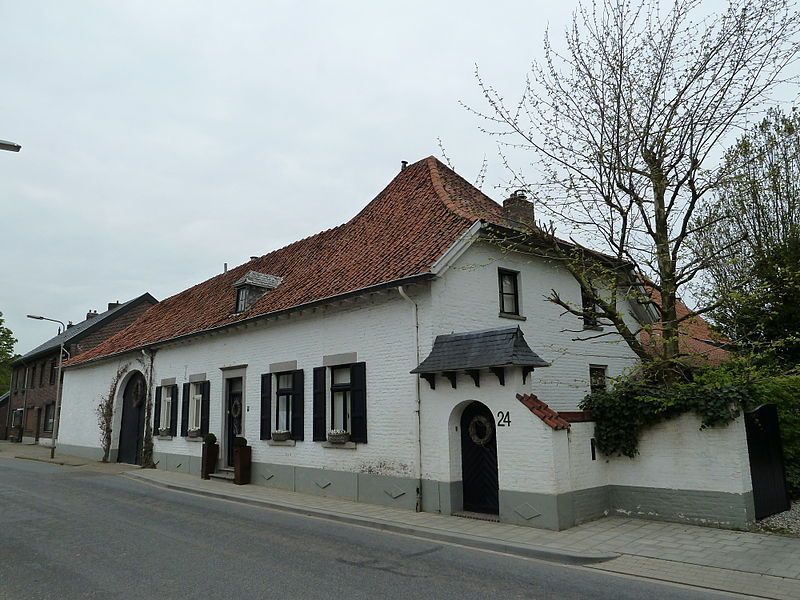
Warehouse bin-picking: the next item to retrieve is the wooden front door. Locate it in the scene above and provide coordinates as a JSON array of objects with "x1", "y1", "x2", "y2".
[
  {"x1": 460, "y1": 402, "x2": 499, "y2": 514},
  {"x1": 225, "y1": 378, "x2": 243, "y2": 466},
  {"x1": 118, "y1": 373, "x2": 146, "y2": 465}
]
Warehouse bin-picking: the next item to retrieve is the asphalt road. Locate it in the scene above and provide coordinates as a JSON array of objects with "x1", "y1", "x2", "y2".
[{"x1": 0, "y1": 457, "x2": 741, "y2": 600}]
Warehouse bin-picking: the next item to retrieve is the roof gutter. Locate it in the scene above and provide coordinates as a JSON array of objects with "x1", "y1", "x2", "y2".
[{"x1": 66, "y1": 272, "x2": 436, "y2": 370}]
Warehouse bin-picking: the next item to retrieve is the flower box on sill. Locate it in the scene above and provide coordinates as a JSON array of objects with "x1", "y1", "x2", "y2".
[
  {"x1": 271, "y1": 430, "x2": 291, "y2": 442},
  {"x1": 187, "y1": 429, "x2": 202, "y2": 439},
  {"x1": 327, "y1": 430, "x2": 350, "y2": 444},
  {"x1": 158, "y1": 428, "x2": 171, "y2": 438}
]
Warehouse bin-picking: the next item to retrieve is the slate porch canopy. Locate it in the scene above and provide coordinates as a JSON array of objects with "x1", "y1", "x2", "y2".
[{"x1": 411, "y1": 326, "x2": 549, "y2": 389}]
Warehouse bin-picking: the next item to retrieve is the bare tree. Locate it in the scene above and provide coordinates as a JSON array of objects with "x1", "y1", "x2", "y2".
[{"x1": 470, "y1": 0, "x2": 800, "y2": 365}]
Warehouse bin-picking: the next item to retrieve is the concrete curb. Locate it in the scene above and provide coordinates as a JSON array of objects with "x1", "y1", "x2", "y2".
[
  {"x1": 123, "y1": 471, "x2": 618, "y2": 566},
  {"x1": 14, "y1": 455, "x2": 87, "y2": 467}
]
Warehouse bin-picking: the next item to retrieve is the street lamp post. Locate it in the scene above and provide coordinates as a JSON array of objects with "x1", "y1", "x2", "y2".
[
  {"x1": 0, "y1": 139, "x2": 22, "y2": 152},
  {"x1": 27, "y1": 315, "x2": 67, "y2": 459}
]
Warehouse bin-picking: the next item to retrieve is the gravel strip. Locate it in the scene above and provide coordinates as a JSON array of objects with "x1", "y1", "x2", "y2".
[{"x1": 753, "y1": 501, "x2": 800, "y2": 537}]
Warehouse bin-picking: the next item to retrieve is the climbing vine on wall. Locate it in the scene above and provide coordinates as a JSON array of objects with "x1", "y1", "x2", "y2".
[
  {"x1": 137, "y1": 350, "x2": 157, "y2": 468},
  {"x1": 95, "y1": 363, "x2": 129, "y2": 463}
]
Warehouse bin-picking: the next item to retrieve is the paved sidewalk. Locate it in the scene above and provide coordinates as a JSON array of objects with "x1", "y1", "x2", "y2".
[
  {"x1": 0, "y1": 440, "x2": 140, "y2": 475},
  {"x1": 126, "y1": 468, "x2": 800, "y2": 600}
]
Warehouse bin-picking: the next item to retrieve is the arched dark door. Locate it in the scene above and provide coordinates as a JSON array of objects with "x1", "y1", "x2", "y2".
[
  {"x1": 460, "y1": 402, "x2": 499, "y2": 514},
  {"x1": 118, "y1": 372, "x2": 146, "y2": 465}
]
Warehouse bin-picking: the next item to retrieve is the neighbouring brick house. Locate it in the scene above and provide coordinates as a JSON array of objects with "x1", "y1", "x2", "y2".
[
  {"x1": 4, "y1": 294, "x2": 157, "y2": 444},
  {"x1": 0, "y1": 392, "x2": 8, "y2": 440},
  {"x1": 57, "y1": 157, "x2": 761, "y2": 530}
]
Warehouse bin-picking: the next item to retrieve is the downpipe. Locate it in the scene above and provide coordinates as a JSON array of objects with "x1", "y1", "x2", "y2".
[{"x1": 398, "y1": 285, "x2": 423, "y2": 512}]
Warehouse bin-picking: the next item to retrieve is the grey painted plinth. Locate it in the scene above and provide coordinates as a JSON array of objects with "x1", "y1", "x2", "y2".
[
  {"x1": 57, "y1": 443, "x2": 115, "y2": 463},
  {"x1": 138, "y1": 447, "x2": 758, "y2": 531},
  {"x1": 609, "y1": 485, "x2": 755, "y2": 529}
]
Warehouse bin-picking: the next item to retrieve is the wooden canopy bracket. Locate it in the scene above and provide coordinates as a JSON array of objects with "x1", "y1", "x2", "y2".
[
  {"x1": 522, "y1": 366, "x2": 534, "y2": 385},
  {"x1": 491, "y1": 367, "x2": 505, "y2": 386},
  {"x1": 466, "y1": 369, "x2": 480, "y2": 387},
  {"x1": 443, "y1": 371, "x2": 457, "y2": 389},
  {"x1": 420, "y1": 373, "x2": 436, "y2": 390}
]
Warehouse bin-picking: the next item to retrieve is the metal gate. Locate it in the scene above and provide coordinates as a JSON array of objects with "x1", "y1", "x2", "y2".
[
  {"x1": 460, "y1": 402, "x2": 499, "y2": 514},
  {"x1": 745, "y1": 404, "x2": 790, "y2": 520}
]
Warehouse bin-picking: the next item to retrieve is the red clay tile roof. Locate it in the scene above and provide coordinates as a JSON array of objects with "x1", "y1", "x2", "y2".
[
  {"x1": 641, "y1": 288, "x2": 729, "y2": 366},
  {"x1": 69, "y1": 157, "x2": 506, "y2": 367},
  {"x1": 516, "y1": 393, "x2": 571, "y2": 430}
]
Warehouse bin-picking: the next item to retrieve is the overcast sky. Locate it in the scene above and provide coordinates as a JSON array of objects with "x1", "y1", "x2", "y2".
[{"x1": 1, "y1": 1, "x2": 796, "y2": 354}]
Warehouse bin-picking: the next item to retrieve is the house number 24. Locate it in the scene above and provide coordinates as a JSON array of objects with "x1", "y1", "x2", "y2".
[{"x1": 497, "y1": 411, "x2": 511, "y2": 427}]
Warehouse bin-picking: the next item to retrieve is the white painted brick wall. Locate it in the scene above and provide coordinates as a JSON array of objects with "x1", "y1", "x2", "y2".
[
  {"x1": 61, "y1": 293, "x2": 421, "y2": 478},
  {"x1": 59, "y1": 236, "x2": 751, "y2": 503},
  {"x1": 418, "y1": 366, "x2": 564, "y2": 495},
  {"x1": 426, "y1": 242, "x2": 641, "y2": 412}
]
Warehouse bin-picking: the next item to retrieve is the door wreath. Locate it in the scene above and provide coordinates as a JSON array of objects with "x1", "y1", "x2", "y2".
[
  {"x1": 468, "y1": 414, "x2": 494, "y2": 446},
  {"x1": 230, "y1": 399, "x2": 242, "y2": 418}
]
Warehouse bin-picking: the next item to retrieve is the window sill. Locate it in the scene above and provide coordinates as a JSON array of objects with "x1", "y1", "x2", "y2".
[
  {"x1": 499, "y1": 312, "x2": 526, "y2": 321},
  {"x1": 321, "y1": 441, "x2": 357, "y2": 449},
  {"x1": 267, "y1": 439, "x2": 296, "y2": 447},
  {"x1": 157, "y1": 435, "x2": 173, "y2": 441}
]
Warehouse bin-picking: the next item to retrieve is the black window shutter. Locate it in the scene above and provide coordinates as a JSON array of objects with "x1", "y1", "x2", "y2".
[
  {"x1": 181, "y1": 382, "x2": 190, "y2": 436},
  {"x1": 350, "y1": 362, "x2": 367, "y2": 443},
  {"x1": 312, "y1": 367, "x2": 326, "y2": 441},
  {"x1": 169, "y1": 385, "x2": 179, "y2": 436},
  {"x1": 200, "y1": 380, "x2": 210, "y2": 435},
  {"x1": 260, "y1": 374, "x2": 272, "y2": 440},
  {"x1": 153, "y1": 386, "x2": 162, "y2": 431},
  {"x1": 291, "y1": 369, "x2": 304, "y2": 441}
]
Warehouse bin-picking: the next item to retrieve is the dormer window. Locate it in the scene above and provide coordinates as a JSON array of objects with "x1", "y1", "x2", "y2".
[
  {"x1": 233, "y1": 270, "x2": 283, "y2": 313},
  {"x1": 236, "y1": 288, "x2": 248, "y2": 313}
]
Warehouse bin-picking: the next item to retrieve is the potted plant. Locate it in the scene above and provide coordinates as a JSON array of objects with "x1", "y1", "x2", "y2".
[
  {"x1": 158, "y1": 427, "x2": 171, "y2": 437},
  {"x1": 187, "y1": 428, "x2": 202, "y2": 439},
  {"x1": 201, "y1": 432, "x2": 218, "y2": 480},
  {"x1": 327, "y1": 429, "x2": 350, "y2": 444},
  {"x1": 233, "y1": 436, "x2": 251, "y2": 485},
  {"x1": 271, "y1": 429, "x2": 291, "y2": 442}
]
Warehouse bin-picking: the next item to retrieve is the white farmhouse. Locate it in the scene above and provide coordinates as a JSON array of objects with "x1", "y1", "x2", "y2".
[{"x1": 58, "y1": 157, "x2": 755, "y2": 530}]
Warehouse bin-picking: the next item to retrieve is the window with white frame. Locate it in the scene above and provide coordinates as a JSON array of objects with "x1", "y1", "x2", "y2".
[
  {"x1": 189, "y1": 382, "x2": 203, "y2": 432},
  {"x1": 275, "y1": 372, "x2": 294, "y2": 432},
  {"x1": 11, "y1": 408, "x2": 23, "y2": 428},
  {"x1": 160, "y1": 387, "x2": 172, "y2": 431},
  {"x1": 330, "y1": 367, "x2": 351, "y2": 432}
]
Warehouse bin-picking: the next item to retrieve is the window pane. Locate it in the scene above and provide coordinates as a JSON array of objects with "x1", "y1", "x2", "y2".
[
  {"x1": 276, "y1": 394, "x2": 290, "y2": 430},
  {"x1": 590, "y1": 366, "x2": 607, "y2": 393},
  {"x1": 278, "y1": 373, "x2": 293, "y2": 390},
  {"x1": 332, "y1": 391, "x2": 349, "y2": 430},
  {"x1": 501, "y1": 273, "x2": 516, "y2": 293},
  {"x1": 191, "y1": 383, "x2": 203, "y2": 429},
  {"x1": 332, "y1": 367, "x2": 350, "y2": 385},
  {"x1": 502, "y1": 294, "x2": 517, "y2": 314}
]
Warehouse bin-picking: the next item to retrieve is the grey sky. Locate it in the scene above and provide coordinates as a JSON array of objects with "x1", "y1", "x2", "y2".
[{"x1": 0, "y1": 1, "x2": 795, "y2": 354}]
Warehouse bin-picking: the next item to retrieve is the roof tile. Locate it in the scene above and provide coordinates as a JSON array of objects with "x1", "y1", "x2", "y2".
[
  {"x1": 516, "y1": 393, "x2": 570, "y2": 430},
  {"x1": 69, "y1": 157, "x2": 505, "y2": 366}
]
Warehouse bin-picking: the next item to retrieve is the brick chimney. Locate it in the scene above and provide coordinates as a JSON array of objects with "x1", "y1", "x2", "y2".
[
  {"x1": 503, "y1": 190, "x2": 536, "y2": 230},
  {"x1": 107, "y1": 301, "x2": 121, "y2": 311},
  {"x1": 86, "y1": 310, "x2": 99, "y2": 320}
]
